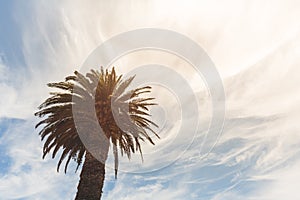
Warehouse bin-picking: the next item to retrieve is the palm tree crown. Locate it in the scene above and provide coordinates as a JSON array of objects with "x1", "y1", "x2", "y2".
[{"x1": 35, "y1": 67, "x2": 159, "y2": 179}]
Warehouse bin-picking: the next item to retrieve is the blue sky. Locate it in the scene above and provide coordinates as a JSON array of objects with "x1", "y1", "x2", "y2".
[
  {"x1": 1, "y1": 0, "x2": 300, "y2": 199},
  {"x1": 0, "y1": 1, "x2": 25, "y2": 67}
]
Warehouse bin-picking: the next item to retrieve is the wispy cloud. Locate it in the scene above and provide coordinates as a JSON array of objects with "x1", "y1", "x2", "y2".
[
  {"x1": 0, "y1": 0, "x2": 300, "y2": 199},
  {"x1": 0, "y1": 119, "x2": 79, "y2": 199}
]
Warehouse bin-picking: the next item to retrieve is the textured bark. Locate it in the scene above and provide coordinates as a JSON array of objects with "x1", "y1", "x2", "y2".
[{"x1": 74, "y1": 150, "x2": 108, "y2": 200}]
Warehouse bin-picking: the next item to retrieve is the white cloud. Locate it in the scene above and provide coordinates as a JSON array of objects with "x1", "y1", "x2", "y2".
[
  {"x1": 0, "y1": 119, "x2": 79, "y2": 200},
  {"x1": 252, "y1": 160, "x2": 300, "y2": 200},
  {"x1": 1, "y1": 0, "x2": 300, "y2": 199},
  {"x1": 105, "y1": 177, "x2": 188, "y2": 200}
]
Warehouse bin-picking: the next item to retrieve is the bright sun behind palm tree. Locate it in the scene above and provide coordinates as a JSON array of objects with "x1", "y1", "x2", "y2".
[{"x1": 35, "y1": 67, "x2": 159, "y2": 200}]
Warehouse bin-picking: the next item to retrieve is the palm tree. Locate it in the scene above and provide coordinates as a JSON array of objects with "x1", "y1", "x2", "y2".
[{"x1": 35, "y1": 67, "x2": 159, "y2": 200}]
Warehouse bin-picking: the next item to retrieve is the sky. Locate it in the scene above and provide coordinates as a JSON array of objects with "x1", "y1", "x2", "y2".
[{"x1": 0, "y1": 0, "x2": 300, "y2": 199}]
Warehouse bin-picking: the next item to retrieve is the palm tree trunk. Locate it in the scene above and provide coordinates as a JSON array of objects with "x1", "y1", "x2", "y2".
[{"x1": 74, "y1": 150, "x2": 108, "y2": 200}]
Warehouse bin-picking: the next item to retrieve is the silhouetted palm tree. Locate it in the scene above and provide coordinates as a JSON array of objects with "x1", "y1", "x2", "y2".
[{"x1": 35, "y1": 67, "x2": 159, "y2": 200}]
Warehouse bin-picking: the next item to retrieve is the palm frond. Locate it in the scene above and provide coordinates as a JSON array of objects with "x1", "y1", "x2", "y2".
[{"x1": 35, "y1": 67, "x2": 159, "y2": 177}]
